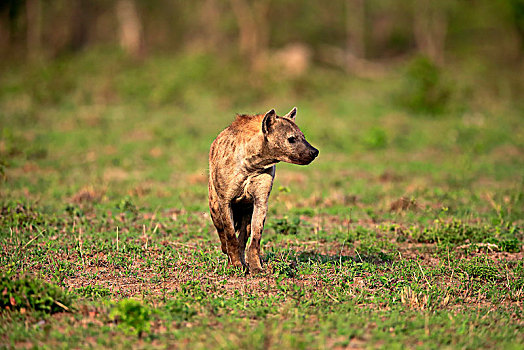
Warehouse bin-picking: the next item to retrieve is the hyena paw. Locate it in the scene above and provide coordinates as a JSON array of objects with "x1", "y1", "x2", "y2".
[
  {"x1": 227, "y1": 256, "x2": 245, "y2": 269},
  {"x1": 247, "y1": 254, "x2": 263, "y2": 274}
]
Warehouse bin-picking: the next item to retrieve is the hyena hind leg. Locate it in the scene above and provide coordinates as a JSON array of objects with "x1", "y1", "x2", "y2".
[
  {"x1": 234, "y1": 207, "x2": 253, "y2": 267},
  {"x1": 209, "y1": 200, "x2": 228, "y2": 255}
]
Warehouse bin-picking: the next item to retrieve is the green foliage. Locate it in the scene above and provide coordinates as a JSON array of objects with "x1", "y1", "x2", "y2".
[
  {"x1": 74, "y1": 285, "x2": 113, "y2": 300},
  {"x1": 398, "y1": 56, "x2": 451, "y2": 114},
  {"x1": 0, "y1": 158, "x2": 7, "y2": 181},
  {"x1": 65, "y1": 204, "x2": 85, "y2": 219},
  {"x1": 494, "y1": 238, "x2": 521, "y2": 253},
  {"x1": 460, "y1": 261, "x2": 501, "y2": 282},
  {"x1": 0, "y1": 201, "x2": 48, "y2": 229},
  {"x1": 271, "y1": 259, "x2": 299, "y2": 278},
  {"x1": 110, "y1": 299, "x2": 151, "y2": 337},
  {"x1": 416, "y1": 219, "x2": 486, "y2": 244},
  {"x1": 268, "y1": 216, "x2": 302, "y2": 235},
  {"x1": 116, "y1": 53, "x2": 216, "y2": 107},
  {"x1": 116, "y1": 196, "x2": 138, "y2": 215},
  {"x1": 0, "y1": 274, "x2": 72, "y2": 314},
  {"x1": 413, "y1": 219, "x2": 521, "y2": 252},
  {"x1": 164, "y1": 298, "x2": 197, "y2": 323},
  {"x1": 363, "y1": 127, "x2": 388, "y2": 149},
  {"x1": 508, "y1": 0, "x2": 524, "y2": 36}
]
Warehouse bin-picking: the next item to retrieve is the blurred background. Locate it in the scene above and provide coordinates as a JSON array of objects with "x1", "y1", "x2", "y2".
[
  {"x1": 1, "y1": 0, "x2": 523, "y2": 100},
  {"x1": 0, "y1": 0, "x2": 523, "y2": 216}
]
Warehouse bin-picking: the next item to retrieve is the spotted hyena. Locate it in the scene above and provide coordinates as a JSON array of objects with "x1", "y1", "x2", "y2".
[{"x1": 208, "y1": 107, "x2": 318, "y2": 273}]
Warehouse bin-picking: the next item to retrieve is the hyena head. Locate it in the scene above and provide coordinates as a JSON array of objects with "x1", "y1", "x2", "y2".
[{"x1": 262, "y1": 107, "x2": 319, "y2": 165}]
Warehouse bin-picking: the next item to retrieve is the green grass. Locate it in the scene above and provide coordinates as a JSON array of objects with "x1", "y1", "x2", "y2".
[{"x1": 0, "y1": 49, "x2": 523, "y2": 348}]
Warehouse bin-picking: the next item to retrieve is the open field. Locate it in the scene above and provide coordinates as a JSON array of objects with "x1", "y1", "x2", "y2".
[{"x1": 1, "y1": 51, "x2": 523, "y2": 348}]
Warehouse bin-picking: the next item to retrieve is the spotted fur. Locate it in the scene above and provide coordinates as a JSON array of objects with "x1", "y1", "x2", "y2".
[{"x1": 208, "y1": 107, "x2": 318, "y2": 272}]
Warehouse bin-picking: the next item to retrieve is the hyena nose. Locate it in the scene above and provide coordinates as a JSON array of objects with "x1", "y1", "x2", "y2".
[{"x1": 311, "y1": 147, "x2": 319, "y2": 158}]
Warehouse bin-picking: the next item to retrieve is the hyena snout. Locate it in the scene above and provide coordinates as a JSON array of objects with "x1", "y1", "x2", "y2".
[
  {"x1": 297, "y1": 142, "x2": 319, "y2": 165},
  {"x1": 310, "y1": 146, "x2": 319, "y2": 159}
]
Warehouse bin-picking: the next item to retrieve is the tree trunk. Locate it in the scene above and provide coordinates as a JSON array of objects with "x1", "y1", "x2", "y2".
[
  {"x1": 346, "y1": 0, "x2": 365, "y2": 60},
  {"x1": 69, "y1": 0, "x2": 90, "y2": 52},
  {"x1": 229, "y1": 0, "x2": 270, "y2": 70},
  {"x1": 199, "y1": 0, "x2": 222, "y2": 51},
  {"x1": 413, "y1": 0, "x2": 447, "y2": 65},
  {"x1": 116, "y1": 0, "x2": 145, "y2": 59},
  {"x1": 0, "y1": 6, "x2": 11, "y2": 56},
  {"x1": 26, "y1": 0, "x2": 42, "y2": 59},
  {"x1": 339, "y1": 0, "x2": 384, "y2": 77}
]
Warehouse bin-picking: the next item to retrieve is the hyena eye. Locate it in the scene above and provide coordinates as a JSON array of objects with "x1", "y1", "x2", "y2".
[{"x1": 287, "y1": 136, "x2": 296, "y2": 144}]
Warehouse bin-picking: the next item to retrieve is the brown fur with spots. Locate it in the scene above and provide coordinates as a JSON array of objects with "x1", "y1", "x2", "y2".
[{"x1": 208, "y1": 107, "x2": 318, "y2": 273}]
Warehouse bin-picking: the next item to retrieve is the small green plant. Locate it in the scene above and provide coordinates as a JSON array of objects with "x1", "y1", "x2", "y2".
[
  {"x1": 459, "y1": 259, "x2": 501, "y2": 282},
  {"x1": 165, "y1": 298, "x2": 197, "y2": 322},
  {"x1": 413, "y1": 219, "x2": 521, "y2": 252},
  {"x1": 484, "y1": 237, "x2": 521, "y2": 253},
  {"x1": 272, "y1": 259, "x2": 299, "y2": 278},
  {"x1": 65, "y1": 204, "x2": 84, "y2": 218},
  {"x1": 0, "y1": 158, "x2": 7, "y2": 181},
  {"x1": 363, "y1": 127, "x2": 388, "y2": 149},
  {"x1": 269, "y1": 216, "x2": 301, "y2": 235},
  {"x1": 417, "y1": 219, "x2": 485, "y2": 244},
  {"x1": 398, "y1": 55, "x2": 451, "y2": 114},
  {"x1": 497, "y1": 238, "x2": 521, "y2": 253},
  {"x1": 74, "y1": 285, "x2": 113, "y2": 300},
  {"x1": 0, "y1": 274, "x2": 72, "y2": 314},
  {"x1": 116, "y1": 196, "x2": 138, "y2": 216},
  {"x1": 0, "y1": 202, "x2": 48, "y2": 228},
  {"x1": 110, "y1": 299, "x2": 151, "y2": 337}
]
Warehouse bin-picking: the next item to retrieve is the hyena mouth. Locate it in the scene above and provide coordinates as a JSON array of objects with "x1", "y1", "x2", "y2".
[{"x1": 295, "y1": 148, "x2": 319, "y2": 165}]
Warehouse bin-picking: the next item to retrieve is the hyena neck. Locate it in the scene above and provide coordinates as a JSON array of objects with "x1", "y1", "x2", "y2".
[
  {"x1": 241, "y1": 135, "x2": 279, "y2": 172},
  {"x1": 244, "y1": 155, "x2": 279, "y2": 172}
]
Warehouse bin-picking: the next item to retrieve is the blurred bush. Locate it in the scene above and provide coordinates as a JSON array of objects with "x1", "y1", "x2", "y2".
[
  {"x1": 0, "y1": 273, "x2": 72, "y2": 314},
  {"x1": 110, "y1": 299, "x2": 151, "y2": 337},
  {"x1": 397, "y1": 56, "x2": 451, "y2": 115},
  {"x1": 363, "y1": 127, "x2": 388, "y2": 149}
]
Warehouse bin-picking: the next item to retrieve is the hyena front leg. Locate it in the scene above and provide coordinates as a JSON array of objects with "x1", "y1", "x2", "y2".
[
  {"x1": 246, "y1": 200, "x2": 267, "y2": 273},
  {"x1": 246, "y1": 172, "x2": 274, "y2": 273}
]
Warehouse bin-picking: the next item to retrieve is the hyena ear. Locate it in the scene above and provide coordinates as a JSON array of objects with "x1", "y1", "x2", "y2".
[
  {"x1": 283, "y1": 107, "x2": 297, "y2": 121},
  {"x1": 262, "y1": 109, "x2": 277, "y2": 134}
]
